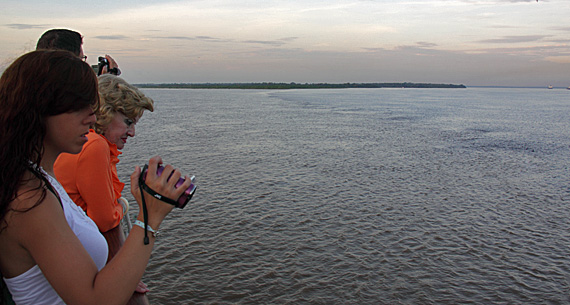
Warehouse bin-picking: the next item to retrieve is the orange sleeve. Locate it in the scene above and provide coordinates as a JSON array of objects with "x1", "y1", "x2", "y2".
[{"x1": 75, "y1": 137, "x2": 124, "y2": 232}]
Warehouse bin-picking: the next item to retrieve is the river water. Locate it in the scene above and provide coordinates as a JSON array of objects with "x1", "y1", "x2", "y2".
[{"x1": 117, "y1": 88, "x2": 570, "y2": 304}]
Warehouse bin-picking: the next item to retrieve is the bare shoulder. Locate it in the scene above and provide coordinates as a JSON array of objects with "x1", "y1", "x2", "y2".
[
  {"x1": 0, "y1": 175, "x2": 67, "y2": 277},
  {"x1": 10, "y1": 174, "x2": 47, "y2": 210},
  {"x1": 0, "y1": 173, "x2": 101, "y2": 301}
]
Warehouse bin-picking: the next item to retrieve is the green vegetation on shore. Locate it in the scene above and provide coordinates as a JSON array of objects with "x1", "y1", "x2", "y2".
[{"x1": 134, "y1": 82, "x2": 467, "y2": 89}]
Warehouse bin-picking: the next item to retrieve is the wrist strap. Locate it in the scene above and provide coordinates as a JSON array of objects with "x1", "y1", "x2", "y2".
[
  {"x1": 134, "y1": 220, "x2": 158, "y2": 237},
  {"x1": 138, "y1": 164, "x2": 179, "y2": 244},
  {"x1": 139, "y1": 180, "x2": 179, "y2": 206},
  {"x1": 139, "y1": 165, "x2": 153, "y2": 245}
]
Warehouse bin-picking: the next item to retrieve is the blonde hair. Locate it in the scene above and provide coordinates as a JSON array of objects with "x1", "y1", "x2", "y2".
[{"x1": 93, "y1": 74, "x2": 154, "y2": 134}]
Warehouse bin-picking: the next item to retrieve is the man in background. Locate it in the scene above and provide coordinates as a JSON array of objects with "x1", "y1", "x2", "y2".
[{"x1": 36, "y1": 28, "x2": 121, "y2": 75}]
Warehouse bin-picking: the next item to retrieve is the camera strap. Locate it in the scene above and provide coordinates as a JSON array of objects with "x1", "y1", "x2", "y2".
[
  {"x1": 138, "y1": 165, "x2": 179, "y2": 244},
  {"x1": 138, "y1": 178, "x2": 151, "y2": 245},
  {"x1": 139, "y1": 182, "x2": 179, "y2": 207}
]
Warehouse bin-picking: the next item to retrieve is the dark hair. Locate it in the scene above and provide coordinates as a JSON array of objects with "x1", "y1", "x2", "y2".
[
  {"x1": 36, "y1": 29, "x2": 83, "y2": 56},
  {"x1": 0, "y1": 50, "x2": 99, "y2": 232}
]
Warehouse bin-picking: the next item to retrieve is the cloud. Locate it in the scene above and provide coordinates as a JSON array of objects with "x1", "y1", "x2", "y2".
[
  {"x1": 240, "y1": 36, "x2": 298, "y2": 47},
  {"x1": 242, "y1": 40, "x2": 287, "y2": 46},
  {"x1": 477, "y1": 35, "x2": 548, "y2": 44},
  {"x1": 362, "y1": 47, "x2": 387, "y2": 52},
  {"x1": 93, "y1": 35, "x2": 130, "y2": 40},
  {"x1": 5, "y1": 23, "x2": 49, "y2": 30},
  {"x1": 544, "y1": 56, "x2": 570, "y2": 64},
  {"x1": 416, "y1": 41, "x2": 438, "y2": 48},
  {"x1": 363, "y1": 41, "x2": 440, "y2": 53},
  {"x1": 149, "y1": 34, "x2": 297, "y2": 47},
  {"x1": 458, "y1": 0, "x2": 539, "y2": 2},
  {"x1": 551, "y1": 26, "x2": 570, "y2": 32},
  {"x1": 548, "y1": 39, "x2": 570, "y2": 43},
  {"x1": 487, "y1": 25, "x2": 518, "y2": 29},
  {"x1": 195, "y1": 36, "x2": 219, "y2": 41},
  {"x1": 279, "y1": 37, "x2": 299, "y2": 42},
  {"x1": 152, "y1": 35, "x2": 230, "y2": 43},
  {"x1": 390, "y1": 41, "x2": 439, "y2": 53},
  {"x1": 466, "y1": 43, "x2": 570, "y2": 58},
  {"x1": 160, "y1": 36, "x2": 196, "y2": 41}
]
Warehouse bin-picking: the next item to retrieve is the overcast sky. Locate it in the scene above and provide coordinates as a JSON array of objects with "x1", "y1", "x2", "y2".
[{"x1": 1, "y1": 0, "x2": 569, "y2": 87}]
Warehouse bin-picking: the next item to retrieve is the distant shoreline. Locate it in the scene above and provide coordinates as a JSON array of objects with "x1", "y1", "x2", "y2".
[{"x1": 134, "y1": 82, "x2": 467, "y2": 89}]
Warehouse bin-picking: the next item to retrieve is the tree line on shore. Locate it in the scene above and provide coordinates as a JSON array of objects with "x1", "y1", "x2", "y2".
[{"x1": 134, "y1": 82, "x2": 467, "y2": 89}]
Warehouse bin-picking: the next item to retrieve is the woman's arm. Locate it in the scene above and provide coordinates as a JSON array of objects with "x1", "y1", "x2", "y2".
[{"x1": 17, "y1": 156, "x2": 191, "y2": 305}]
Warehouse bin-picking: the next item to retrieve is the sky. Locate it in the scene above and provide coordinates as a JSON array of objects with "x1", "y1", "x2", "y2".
[{"x1": 1, "y1": 0, "x2": 569, "y2": 87}]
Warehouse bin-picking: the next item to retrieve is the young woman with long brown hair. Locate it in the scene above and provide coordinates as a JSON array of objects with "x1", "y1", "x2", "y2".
[{"x1": 0, "y1": 50, "x2": 191, "y2": 305}]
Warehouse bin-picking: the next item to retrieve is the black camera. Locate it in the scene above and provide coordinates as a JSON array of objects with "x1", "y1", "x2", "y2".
[
  {"x1": 141, "y1": 164, "x2": 197, "y2": 209},
  {"x1": 96, "y1": 56, "x2": 120, "y2": 76},
  {"x1": 97, "y1": 57, "x2": 109, "y2": 76}
]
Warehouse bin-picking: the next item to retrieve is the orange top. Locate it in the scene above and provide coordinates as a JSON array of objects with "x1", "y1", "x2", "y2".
[{"x1": 54, "y1": 130, "x2": 125, "y2": 232}]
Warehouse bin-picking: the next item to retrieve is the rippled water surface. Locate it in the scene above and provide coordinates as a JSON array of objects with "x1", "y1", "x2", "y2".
[{"x1": 118, "y1": 88, "x2": 570, "y2": 304}]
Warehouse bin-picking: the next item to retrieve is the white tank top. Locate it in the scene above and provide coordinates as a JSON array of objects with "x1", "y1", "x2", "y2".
[{"x1": 3, "y1": 171, "x2": 108, "y2": 304}]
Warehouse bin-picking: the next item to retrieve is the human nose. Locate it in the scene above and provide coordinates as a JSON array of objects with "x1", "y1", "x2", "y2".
[
  {"x1": 127, "y1": 124, "x2": 136, "y2": 137},
  {"x1": 85, "y1": 112, "x2": 96, "y2": 125}
]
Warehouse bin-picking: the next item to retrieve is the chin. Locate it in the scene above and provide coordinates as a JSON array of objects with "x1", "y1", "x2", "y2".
[{"x1": 66, "y1": 147, "x2": 83, "y2": 155}]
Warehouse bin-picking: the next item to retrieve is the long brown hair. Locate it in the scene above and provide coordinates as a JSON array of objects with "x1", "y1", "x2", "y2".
[{"x1": 0, "y1": 50, "x2": 99, "y2": 231}]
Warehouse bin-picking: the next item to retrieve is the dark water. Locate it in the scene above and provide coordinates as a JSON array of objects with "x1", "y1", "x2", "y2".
[{"x1": 118, "y1": 88, "x2": 570, "y2": 304}]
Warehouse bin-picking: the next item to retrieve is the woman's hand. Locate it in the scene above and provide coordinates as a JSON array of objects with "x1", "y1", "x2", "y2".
[
  {"x1": 130, "y1": 156, "x2": 193, "y2": 229},
  {"x1": 135, "y1": 280, "x2": 149, "y2": 293}
]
